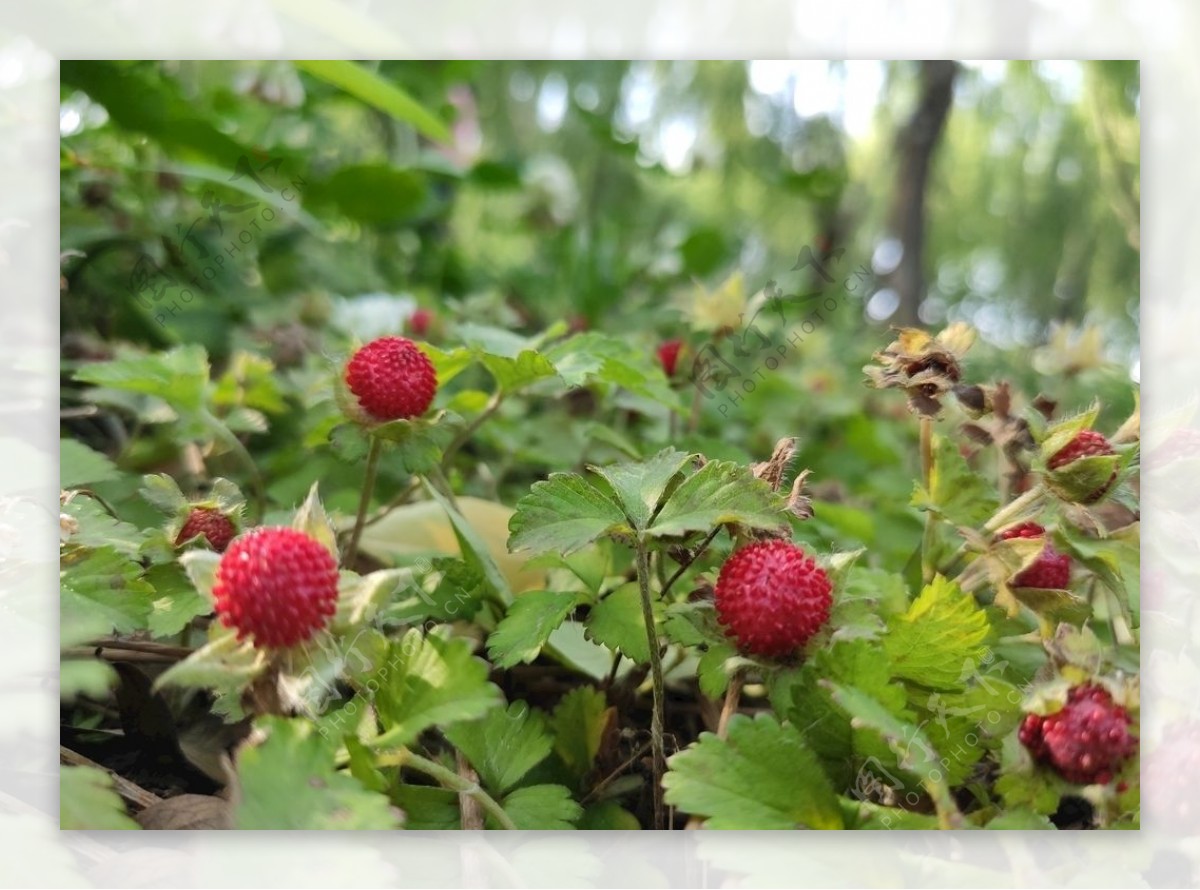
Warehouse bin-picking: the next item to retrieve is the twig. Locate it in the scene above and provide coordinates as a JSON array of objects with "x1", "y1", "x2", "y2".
[
  {"x1": 362, "y1": 478, "x2": 421, "y2": 528},
  {"x1": 717, "y1": 672, "x2": 744, "y2": 739},
  {"x1": 60, "y1": 745, "x2": 162, "y2": 810},
  {"x1": 86, "y1": 639, "x2": 194, "y2": 659},
  {"x1": 344, "y1": 435, "x2": 383, "y2": 569},
  {"x1": 660, "y1": 527, "x2": 721, "y2": 600},
  {"x1": 63, "y1": 648, "x2": 178, "y2": 664}
]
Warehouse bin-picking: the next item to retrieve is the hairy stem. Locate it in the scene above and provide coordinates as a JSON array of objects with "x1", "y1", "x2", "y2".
[
  {"x1": 983, "y1": 484, "x2": 1047, "y2": 533},
  {"x1": 635, "y1": 540, "x2": 667, "y2": 830},
  {"x1": 660, "y1": 526, "x2": 721, "y2": 600},
  {"x1": 398, "y1": 749, "x2": 517, "y2": 830},
  {"x1": 344, "y1": 435, "x2": 382, "y2": 569}
]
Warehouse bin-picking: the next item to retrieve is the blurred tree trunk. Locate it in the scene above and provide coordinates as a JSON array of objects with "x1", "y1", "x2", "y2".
[{"x1": 887, "y1": 61, "x2": 959, "y2": 326}]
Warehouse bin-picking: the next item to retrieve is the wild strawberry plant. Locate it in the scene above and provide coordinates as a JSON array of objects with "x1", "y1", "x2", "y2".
[{"x1": 60, "y1": 318, "x2": 1139, "y2": 830}]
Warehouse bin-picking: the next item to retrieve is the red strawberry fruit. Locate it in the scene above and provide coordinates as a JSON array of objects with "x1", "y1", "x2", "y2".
[
  {"x1": 998, "y1": 522, "x2": 1071, "y2": 589},
  {"x1": 1047, "y1": 429, "x2": 1118, "y2": 502},
  {"x1": 714, "y1": 540, "x2": 832, "y2": 657},
  {"x1": 344, "y1": 335, "x2": 437, "y2": 422},
  {"x1": 212, "y1": 527, "x2": 339, "y2": 648},
  {"x1": 1019, "y1": 683, "x2": 1137, "y2": 785},
  {"x1": 657, "y1": 340, "x2": 684, "y2": 378},
  {"x1": 408, "y1": 308, "x2": 434, "y2": 337},
  {"x1": 175, "y1": 506, "x2": 237, "y2": 553},
  {"x1": 1048, "y1": 429, "x2": 1116, "y2": 470}
]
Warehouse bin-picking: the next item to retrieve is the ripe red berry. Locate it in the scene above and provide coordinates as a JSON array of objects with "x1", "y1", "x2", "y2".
[
  {"x1": 212, "y1": 527, "x2": 339, "y2": 649},
  {"x1": 344, "y1": 336, "x2": 437, "y2": 422},
  {"x1": 408, "y1": 308, "x2": 434, "y2": 337},
  {"x1": 998, "y1": 522, "x2": 1071, "y2": 590},
  {"x1": 714, "y1": 540, "x2": 832, "y2": 657},
  {"x1": 175, "y1": 507, "x2": 237, "y2": 553},
  {"x1": 1019, "y1": 684, "x2": 1137, "y2": 785},
  {"x1": 657, "y1": 340, "x2": 683, "y2": 377},
  {"x1": 1048, "y1": 429, "x2": 1116, "y2": 470}
]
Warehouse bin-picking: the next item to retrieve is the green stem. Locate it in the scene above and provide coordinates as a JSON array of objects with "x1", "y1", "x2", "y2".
[
  {"x1": 983, "y1": 485, "x2": 1047, "y2": 534},
  {"x1": 920, "y1": 417, "x2": 935, "y2": 583},
  {"x1": 344, "y1": 436, "x2": 382, "y2": 569},
  {"x1": 635, "y1": 539, "x2": 667, "y2": 830},
  {"x1": 400, "y1": 749, "x2": 517, "y2": 830}
]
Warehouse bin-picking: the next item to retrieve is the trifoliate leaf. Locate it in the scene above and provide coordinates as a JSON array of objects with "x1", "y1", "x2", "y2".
[
  {"x1": 663, "y1": 713, "x2": 843, "y2": 829},
  {"x1": 60, "y1": 765, "x2": 138, "y2": 830},
  {"x1": 882, "y1": 575, "x2": 991, "y2": 690},
  {"x1": 497, "y1": 784, "x2": 581, "y2": 830},
  {"x1": 444, "y1": 702, "x2": 554, "y2": 794},
  {"x1": 507, "y1": 473, "x2": 630, "y2": 556},
  {"x1": 550, "y1": 685, "x2": 612, "y2": 784},
  {"x1": 487, "y1": 590, "x2": 585, "y2": 669},
  {"x1": 647, "y1": 459, "x2": 787, "y2": 540},
  {"x1": 235, "y1": 717, "x2": 401, "y2": 829},
  {"x1": 60, "y1": 439, "x2": 120, "y2": 490},
  {"x1": 589, "y1": 448, "x2": 690, "y2": 531},
  {"x1": 372, "y1": 629, "x2": 502, "y2": 748}
]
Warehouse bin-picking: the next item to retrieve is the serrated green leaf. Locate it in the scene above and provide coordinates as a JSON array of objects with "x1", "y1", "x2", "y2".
[
  {"x1": 153, "y1": 622, "x2": 268, "y2": 698},
  {"x1": 647, "y1": 460, "x2": 786, "y2": 540},
  {"x1": 480, "y1": 349, "x2": 558, "y2": 393},
  {"x1": 145, "y1": 562, "x2": 212, "y2": 638},
  {"x1": 550, "y1": 685, "x2": 612, "y2": 783},
  {"x1": 663, "y1": 713, "x2": 843, "y2": 829},
  {"x1": 61, "y1": 497, "x2": 145, "y2": 556},
  {"x1": 236, "y1": 717, "x2": 401, "y2": 829},
  {"x1": 507, "y1": 473, "x2": 629, "y2": 556},
  {"x1": 545, "y1": 332, "x2": 681, "y2": 408},
  {"x1": 882, "y1": 575, "x2": 991, "y2": 690},
  {"x1": 138, "y1": 472, "x2": 187, "y2": 513},
  {"x1": 371, "y1": 629, "x2": 502, "y2": 748},
  {"x1": 911, "y1": 436, "x2": 999, "y2": 527},
  {"x1": 73, "y1": 344, "x2": 209, "y2": 414},
  {"x1": 61, "y1": 546, "x2": 156, "y2": 642},
  {"x1": 584, "y1": 583, "x2": 661, "y2": 664},
  {"x1": 60, "y1": 439, "x2": 120, "y2": 489},
  {"x1": 696, "y1": 641, "x2": 744, "y2": 700},
  {"x1": 590, "y1": 448, "x2": 690, "y2": 531},
  {"x1": 498, "y1": 784, "x2": 581, "y2": 829},
  {"x1": 392, "y1": 784, "x2": 460, "y2": 829},
  {"x1": 60, "y1": 765, "x2": 139, "y2": 830},
  {"x1": 488, "y1": 590, "x2": 583, "y2": 669},
  {"x1": 379, "y1": 557, "x2": 486, "y2": 625},
  {"x1": 444, "y1": 702, "x2": 554, "y2": 794},
  {"x1": 420, "y1": 343, "x2": 476, "y2": 387}
]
